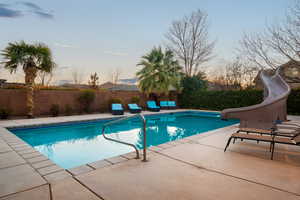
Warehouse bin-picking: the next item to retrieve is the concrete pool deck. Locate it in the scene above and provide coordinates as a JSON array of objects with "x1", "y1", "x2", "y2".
[{"x1": 0, "y1": 111, "x2": 300, "y2": 199}]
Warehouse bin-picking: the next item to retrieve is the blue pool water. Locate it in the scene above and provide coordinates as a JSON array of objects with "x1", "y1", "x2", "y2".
[{"x1": 9, "y1": 111, "x2": 237, "y2": 169}]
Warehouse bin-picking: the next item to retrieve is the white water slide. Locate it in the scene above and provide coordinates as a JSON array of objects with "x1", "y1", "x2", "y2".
[{"x1": 221, "y1": 67, "x2": 291, "y2": 130}]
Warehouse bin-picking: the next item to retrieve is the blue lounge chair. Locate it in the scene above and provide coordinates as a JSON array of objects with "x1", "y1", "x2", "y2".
[
  {"x1": 128, "y1": 104, "x2": 142, "y2": 114},
  {"x1": 160, "y1": 101, "x2": 169, "y2": 109},
  {"x1": 111, "y1": 104, "x2": 124, "y2": 115},
  {"x1": 147, "y1": 101, "x2": 160, "y2": 112},
  {"x1": 168, "y1": 101, "x2": 177, "y2": 109}
]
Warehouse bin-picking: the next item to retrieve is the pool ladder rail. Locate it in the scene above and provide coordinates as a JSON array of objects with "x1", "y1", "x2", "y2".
[{"x1": 101, "y1": 114, "x2": 147, "y2": 162}]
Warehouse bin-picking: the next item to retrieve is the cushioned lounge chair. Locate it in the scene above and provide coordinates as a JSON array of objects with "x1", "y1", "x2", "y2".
[
  {"x1": 128, "y1": 104, "x2": 142, "y2": 114},
  {"x1": 160, "y1": 101, "x2": 169, "y2": 109},
  {"x1": 237, "y1": 127, "x2": 299, "y2": 138},
  {"x1": 111, "y1": 104, "x2": 124, "y2": 115},
  {"x1": 168, "y1": 101, "x2": 177, "y2": 109},
  {"x1": 147, "y1": 101, "x2": 160, "y2": 112},
  {"x1": 277, "y1": 122, "x2": 300, "y2": 132},
  {"x1": 222, "y1": 67, "x2": 294, "y2": 160},
  {"x1": 224, "y1": 131, "x2": 300, "y2": 160}
]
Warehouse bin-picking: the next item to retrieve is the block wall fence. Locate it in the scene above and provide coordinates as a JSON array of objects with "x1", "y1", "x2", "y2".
[{"x1": 0, "y1": 89, "x2": 152, "y2": 116}]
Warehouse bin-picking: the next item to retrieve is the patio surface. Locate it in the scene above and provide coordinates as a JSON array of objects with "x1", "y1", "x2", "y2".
[{"x1": 0, "y1": 111, "x2": 300, "y2": 200}]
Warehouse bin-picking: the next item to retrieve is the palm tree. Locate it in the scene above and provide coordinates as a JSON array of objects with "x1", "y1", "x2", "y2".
[
  {"x1": 1, "y1": 41, "x2": 56, "y2": 118},
  {"x1": 136, "y1": 47, "x2": 182, "y2": 96}
]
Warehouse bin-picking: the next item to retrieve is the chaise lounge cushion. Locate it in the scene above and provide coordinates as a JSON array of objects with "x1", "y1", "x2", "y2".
[
  {"x1": 147, "y1": 101, "x2": 160, "y2": 109},
  {"x1": 128, "y1": 104, "x2": 141, "y2": 110},
  {"x1": 112, "y1": 104, "x2": 123, "y2": 110},
  {"x1": 128, "y1": 104, "x2": 142, "y2": 113},
  {"x1": 147, "y1": 101, "x2": 160, "y2": 112},
  {"x1": 168, "y1": 101, "x2": 177, "y2": 108},
  {"x1": 160, "y1": 101, "x2": 169, "y2": 109}
]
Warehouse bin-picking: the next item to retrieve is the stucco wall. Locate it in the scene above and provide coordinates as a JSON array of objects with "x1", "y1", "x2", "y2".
[{"x1": 0, "y1": 89, "x2": 149, "y2": 116}]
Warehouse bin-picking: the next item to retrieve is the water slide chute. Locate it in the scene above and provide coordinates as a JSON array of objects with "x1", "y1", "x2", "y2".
[{"x1": 221, "y1": 67, "x2": 291, "y2": 129}]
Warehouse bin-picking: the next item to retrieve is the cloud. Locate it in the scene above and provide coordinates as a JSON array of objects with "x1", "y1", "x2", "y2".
[
  {"x1": 0, "y1": 2, "x2": 53, "y2": 19},
  {"x1": 54, "y1": 43, "x2": 76, "y2": 48},
  {"x1": 34, "y1": 10, "x2": 53, "y2": 19},
  {"x1": 20, "y1": 2, "x2": 42, "y2": 11},
  {"x1": 0, "y1": 3, "x2": 22, "y2": 18},
  {"x1": 20, "y1": 1, "x2": 53, "y2": 19},
  {"x1": 103, "y1": 50, "x2": 128, "y2": 56}
]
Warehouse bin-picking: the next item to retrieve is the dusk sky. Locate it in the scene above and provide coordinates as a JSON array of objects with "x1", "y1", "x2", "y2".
[{"x1": 0, "y1": 0, "x2": 294, "y2": 84}]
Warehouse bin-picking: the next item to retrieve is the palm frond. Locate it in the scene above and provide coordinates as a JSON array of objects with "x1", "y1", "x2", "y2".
[
  {"x1": 1, "y1": 41, "x2": 55, "y2": 74},
  {"x1": 136, "y1": 47, "x2": 183, "y2": 95}
]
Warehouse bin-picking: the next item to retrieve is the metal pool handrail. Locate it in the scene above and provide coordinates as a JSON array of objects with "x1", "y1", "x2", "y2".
[{"x1": 101, "y1": 114, "x2": 147, "y2": 162}]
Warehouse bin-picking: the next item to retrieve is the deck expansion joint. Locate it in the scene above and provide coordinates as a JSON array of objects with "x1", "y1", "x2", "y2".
[
  {"x1": 49, "y1": 184, "x2": 53, "y2": 200},
  {"x1": 0, "y1": 183, "x2": 50, "y2": 199},
  {"x1": 156, "y1": 148, "x2": 300, "y2": 197},
  {"x1": 86, "y1": 164, "x2": 96, "y2": 170},
  {"x1": 73, "y1": 176, "x2": 106, "y2": 200}
]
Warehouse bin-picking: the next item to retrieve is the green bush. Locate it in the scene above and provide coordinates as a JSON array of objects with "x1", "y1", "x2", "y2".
[
  {"x1": 108, "y1": 98, "x2": 122, "y2": 104},
  {"x1": 108, "y1": 98, "x2": 123, "y2": 110},
  {"x1": 130, "y1": 96, "x2": 140, "y2": 104},
  {"x1": 179, "y1": 76, "x2": 208, "y2": 106},
  {"x1": 179, "y1": 89, "x2": 263, "y2": 110},
  {"x1": 0, "y1": 108, "x2": 11, "y2": 119},
  {"x1": 78, "y1": 90, "x2": 96, "y2": 113},
  {"x1": 64, "y1": 104, "x2": 73, "y2": 116},
  {"x1": 181, "y1": 76, "x2": 207, "y2": 95},
  {"x1": 2, "y1": 85, "x2": 26, "y2": 90},
  {"x1": 287, "y1": 89, "x2": 300, "y2": 115},
  {"x1": 50, "y1": 104, "x2": 60, "y2": 117},
  {"x1": 38, "y1": 86, "x2": 79, "y2": 91},
  {"x1": 178, "y1": 89, "x2": 300, "y2": 114}
]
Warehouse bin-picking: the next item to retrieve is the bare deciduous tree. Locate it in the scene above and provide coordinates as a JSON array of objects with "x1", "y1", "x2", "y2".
[
  {"x1": 72, "y1": 69, "x2": 84, "y2": 84},
  {"x1": 109, "y1": 68, "x2": 121, "y2": 84},
  {"x1": 239, "y1": 33, "x2": 279, "y2": 69},
  {"x1": 37, "y1": 71, "x2": 54, "y2": 86},
  {"x1": 225, "y1": 58, "x2": 259, "y2": 88},
  {"x1": 0, "y1": 64, "x2": 5, "y2": 78},
  {"x1": 242, "y1": 63, "x2": 259, "y2": 88},
  {"x1": 210, "y1": 58, "x2": 259, "y2": 90},
  {"x1": 239, "y1": 0, "x2": 300, "y2": 69},
  {"x1": 165, "y1": 9, "x2": 215, "y2": 76},
  {"x1": 225, "y1": 60, "x2": 243, "y2": 88},
  {"x1": 88, "y1": 72, "x2": 100, "y2": 89}
]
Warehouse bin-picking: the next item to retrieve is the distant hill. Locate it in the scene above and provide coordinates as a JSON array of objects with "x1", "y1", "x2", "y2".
[{"x1": 99, "y1": 82, "x2": 139, "y2": 91}]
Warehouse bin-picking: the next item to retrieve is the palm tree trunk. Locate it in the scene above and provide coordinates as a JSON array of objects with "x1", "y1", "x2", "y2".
[
  {"x1": 26, "y1": 81, "x2": 34, "y2": 118},
  {"x1": 25, "y1": 68, "x2": 37, "y2": 118}
]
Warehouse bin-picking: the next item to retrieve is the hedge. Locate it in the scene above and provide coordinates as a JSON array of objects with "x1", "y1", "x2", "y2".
[
  {"x1": 178, "y1": 89, "x2": 300, "y2": 115},
  {"x1": 287, "y1": 89, "x2": 300, "y2": 114}
]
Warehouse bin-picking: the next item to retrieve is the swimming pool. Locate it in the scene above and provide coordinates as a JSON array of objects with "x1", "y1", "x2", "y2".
[{"x1": 9, "y1": 111, "x2": 237, "y2": 169}]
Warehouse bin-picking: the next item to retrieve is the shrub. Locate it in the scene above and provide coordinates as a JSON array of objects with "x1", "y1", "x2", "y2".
[
  {"x1": 181, "y1": 76, "x2": 208, "y2": 94},
  {"x1": 179, "y1": 89, "x2": 264, "y2": 110},
  {"x1": 78, "y1": 90, "x2": 96, "y2": 113},
  {"x1": 178, "y1": 89, "x2": 300, "y2": 115},
  {"x1": 2, "y1": 85, "x2": 26, "y2": 90},
  {"x1": 50, "y1": 104, "x2": 60, "y2": 117},
  {"x1": 64, "y1": 104, "x2": 73, "y2": 116},
  {"x1": 0, "y1": 108, "x2": 11, "y2": 119},
  {"x1": 179, "y1": 76, "x2": 208, "y2": 105},
  {"x1": 108, "y1": 98, "x2": 122, "y2": 104},
  {"x1": 38, "y1": 86, "x2": 79, "y2": 91},
  {"x1": 108, "y1": 98, "x2": 122, "y2": 110},
  {"x1": 130, "y1": 96, "x2": 140, "y2": 104},
  {"x1": 287, "y1": 88, "x2": 300, "y2": 115}
]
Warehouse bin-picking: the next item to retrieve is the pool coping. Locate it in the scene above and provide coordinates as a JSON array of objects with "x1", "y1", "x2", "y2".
[
  {"x1": 65, "y1": 123, "x2": 238, "y2": 177},
  {"x1": 0, "y1": 109, "x2": 236, "y2": 184},
  {"x1": 0, "y1": 109, "x2": 220, "y2": 129}
]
